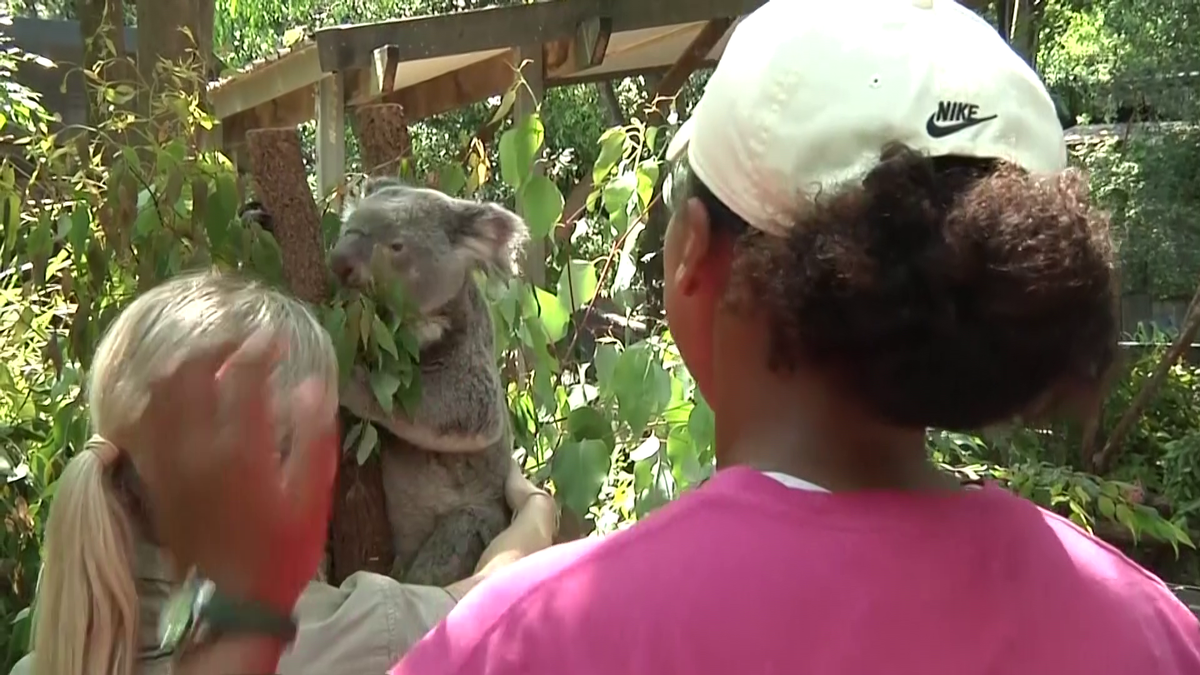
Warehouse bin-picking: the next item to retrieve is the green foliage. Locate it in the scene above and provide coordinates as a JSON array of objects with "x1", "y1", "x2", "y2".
[
  {"x1": 0, "y1": 47, "x2": 271, "y2": 670},
  {"x1": 928, "y1": 334, "x2": 1200, "y2": 569},
  {"x1": 1041, "y1": 0, "x2": 1200, "y2": 123},
  {"x1": 0, "y1": 22, "x2": 54, "y2": 145},
  {"x1": 4, "y1": 1, "x2": 1200, "y2": 670},
  {"x1": 1072, "y1": 129, "x2": 1200, "y2": 297},
  {"x1": 473, "y1": 105, "x2": 711, "y2": 528},
  {"x1": 321, "y1": 283, "x2": 423, "y2": 464}
]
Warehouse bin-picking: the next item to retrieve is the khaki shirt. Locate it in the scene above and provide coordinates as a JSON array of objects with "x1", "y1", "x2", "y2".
[{"x1": 10, "y1": 545, "x2": 455, "y2": 675}]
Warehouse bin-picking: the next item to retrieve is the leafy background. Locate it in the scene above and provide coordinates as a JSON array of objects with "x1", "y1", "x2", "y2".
[{"x1": 3, "y1": 0, "x2": 1200, "y2": 669}]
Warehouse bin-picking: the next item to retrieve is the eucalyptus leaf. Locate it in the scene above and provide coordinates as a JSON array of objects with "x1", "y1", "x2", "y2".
[
  {"x1": 534, "y1": 287, "x2": 569, "y2": 343},
  {"x1": 556, "y1": 260, "x2": 599, "y2": 314},
  {"x1": 356, "y1": 422, "x2": 379, "y2": 465},
  {"x1": 372, "y1": 314, "x2": 398, "y2": 358},
  {"x1": 593, "y1": 128, "x2": 627, "y2": 184},
  {"x1": 498, "y1": 113, "x2": 544, "y2": 188},
  {"x1": 551, "y1": 439, "x2": 611, "y2": 517},
  {"x1": 369, "y1": 371, "x2": 402, "y2": 413},
  {"x1": 566, "y1": 406, "x2": 615, "y2": 451},
  {"x1": 517, "y1": 175, "x2": 564, "y2": 240}
]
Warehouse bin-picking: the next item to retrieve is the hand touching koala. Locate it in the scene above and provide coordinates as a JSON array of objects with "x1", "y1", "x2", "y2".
[{"x1": 329, "y1": 177, "x2": 529, "y2": 587}]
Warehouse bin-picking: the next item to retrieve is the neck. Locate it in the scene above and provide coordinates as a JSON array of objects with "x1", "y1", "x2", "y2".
[{"x1": 710, "y1": 347, "x2": 954, "y2": 493}]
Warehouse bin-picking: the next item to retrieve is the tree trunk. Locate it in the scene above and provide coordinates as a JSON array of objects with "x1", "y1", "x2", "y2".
[
  {"x1": 597, "y1": 81, "x2": 626, "y2": 127},
  {"x1": 1007, "y1": 0, "x2": 1043, "y2": 69},
  {"x1": 1093, "y1": 279, "x2": 1200, "y2": 473},
  {"x1": 353, "y1": 104, "x2": 412, "y2": 178},
  {"x1": 332, "y1": 104, "x2": 415, "y2": 583}
]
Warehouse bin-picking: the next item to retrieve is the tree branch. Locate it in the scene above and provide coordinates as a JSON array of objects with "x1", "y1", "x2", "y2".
[
  {"x1": 596, "y1": 80, "x2": 626, "y2": 127},
  {"x1": 1093, "y1": 278, "x2": 1200, "y2": 472}
]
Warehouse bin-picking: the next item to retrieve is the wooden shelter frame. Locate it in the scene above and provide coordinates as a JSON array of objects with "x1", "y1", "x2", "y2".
[
  {"x1": 208, "y1": 0, "x2": 766, "y2": 583},
  {"x1": 207, "y1": 0, "x2": 766, "y2": 201}
]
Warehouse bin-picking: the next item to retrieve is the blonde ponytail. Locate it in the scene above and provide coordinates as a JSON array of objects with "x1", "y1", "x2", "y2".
[
  {"x1": 31, "y1": 437, "x2": 138, "y2": 675},
  {"x1": 25, "y1": 270, "x2": 338, "y2": 675}
]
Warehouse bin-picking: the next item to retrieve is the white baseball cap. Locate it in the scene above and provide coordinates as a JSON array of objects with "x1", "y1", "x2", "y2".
[{"x1": 666, "y1": 0, "x2": 1068, "y2": 237}]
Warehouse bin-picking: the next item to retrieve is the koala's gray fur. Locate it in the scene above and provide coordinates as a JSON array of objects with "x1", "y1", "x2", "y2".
[{"x1": 332, "y1": 177, "x2": 526, "y2": 587}]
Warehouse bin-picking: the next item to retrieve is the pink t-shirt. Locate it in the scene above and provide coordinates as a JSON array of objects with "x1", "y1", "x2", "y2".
[{"x1": 392, "y1": 466, "x2": 1200, "y2": 675}]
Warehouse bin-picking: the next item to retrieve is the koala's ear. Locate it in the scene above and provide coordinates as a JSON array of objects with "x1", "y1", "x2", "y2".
[
  {"x1": 451, "y1": 201, "x2": 530, "y2": 276},
  {"x1": 341, "y1": 176, "x2": 411, "y2": 224},
  {"x1": 363, "y1": 176, "x2": 407, "y2": 197}
]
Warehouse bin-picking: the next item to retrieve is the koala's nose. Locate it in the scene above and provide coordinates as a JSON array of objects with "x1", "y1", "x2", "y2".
[{"x1": 329, "y1": 248, "x2": 361, "y2": 285}]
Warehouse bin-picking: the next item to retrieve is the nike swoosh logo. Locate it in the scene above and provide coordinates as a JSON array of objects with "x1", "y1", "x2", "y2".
[{"x1": 925, "y1": 113, "x2": 998, "y2": 138}]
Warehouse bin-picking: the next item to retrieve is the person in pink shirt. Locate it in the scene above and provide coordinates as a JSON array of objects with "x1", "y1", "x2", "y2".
[
  {"x1": 386, "y1": 0, "x2": 1200, "y2": 673},
  {"x1": 97, "y1": 0, "x2": 1199, "y2": 674}
]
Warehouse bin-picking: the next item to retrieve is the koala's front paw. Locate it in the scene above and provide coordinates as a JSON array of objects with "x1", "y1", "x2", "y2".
[
  {"x1": 388, "y1": 555, "x2": 408, "y2": 583},
  {"x1": 339, "y1": 367, "x2": 382, "y2": 420},
  {"x1": 414, "y1": 316, "x2": 452, "y2": 347}
]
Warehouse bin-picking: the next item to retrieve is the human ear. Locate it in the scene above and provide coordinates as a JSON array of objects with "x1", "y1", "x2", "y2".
[{"x1": 674, "y1": 198, "x2": 716, "y2": 296}]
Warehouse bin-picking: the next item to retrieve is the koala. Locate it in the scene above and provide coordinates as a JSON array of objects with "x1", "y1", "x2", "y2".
[{"x1": 330, "y1": 177, "x2": 528, "y2": 587}]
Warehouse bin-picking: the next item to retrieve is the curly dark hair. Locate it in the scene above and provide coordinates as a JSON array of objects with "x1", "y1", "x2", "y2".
[{"x1": 686, "y1": 142, "x2": 1117, "y2": 431}]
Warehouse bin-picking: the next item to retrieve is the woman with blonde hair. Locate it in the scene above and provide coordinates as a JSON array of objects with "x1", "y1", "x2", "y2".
[{"x1": 11, "y1": 270, "x2": 558, "y2": 675}]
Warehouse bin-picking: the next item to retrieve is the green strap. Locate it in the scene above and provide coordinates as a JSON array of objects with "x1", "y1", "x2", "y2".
[{"x1": 204, "y1": 590, "x2": 299, "y2": 642}]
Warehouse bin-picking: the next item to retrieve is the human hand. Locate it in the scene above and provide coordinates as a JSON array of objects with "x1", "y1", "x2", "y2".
[
  {"x1": 458, "y1": 457, "x2": 559, "y2": 587},
  {"x1": 111, "y1": 331, "x2": 339, "y2": 613},
  {"x1": 503, "y1": 456, "x2": 559, "y2": 535}
]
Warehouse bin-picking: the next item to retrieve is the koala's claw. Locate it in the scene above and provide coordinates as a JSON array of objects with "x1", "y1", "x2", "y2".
[{"x1": 339, "y1": 366, "x2": 498, "y2": 454}]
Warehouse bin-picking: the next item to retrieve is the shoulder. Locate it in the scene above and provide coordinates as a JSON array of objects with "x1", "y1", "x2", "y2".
[
  {"x1": 280, "y1": 572, "x2": 456, "y2": 675},
  {"x1": 387, "y1": 537, "x2": 604, "y2": 675},
  {"x1": 389, "y1": 479, "x2": 739, "y2": 675},
  {"x1": 996, "y1": 490, "x2": 1200, "y2": 664},
  {"x1": 1034, "y1": 500, "x2": 1197, "y2": 614}
]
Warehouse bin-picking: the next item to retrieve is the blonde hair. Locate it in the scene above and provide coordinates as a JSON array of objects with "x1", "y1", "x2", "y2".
[{"x1": 31, "y1": 270, "x2": 338, "y2": 675}]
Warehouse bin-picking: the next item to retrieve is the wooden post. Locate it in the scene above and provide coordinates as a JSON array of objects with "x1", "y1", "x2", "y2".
[
  {"x1": 354, "y1": 103, "x2": 411, "y2": 177},
  {"x1": 515, "y1": 44, "x2": 546, "y2": 287},
  {"x1": 245, "y1": 128, "x2": 330, "y2": 304},
  {"x1": 316, "y1": 73, "x2": 347, "y2": 210}
]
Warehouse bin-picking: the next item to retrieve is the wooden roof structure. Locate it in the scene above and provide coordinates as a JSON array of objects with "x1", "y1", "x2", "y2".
[
  {"x1": 207, "y1": 0, "x2": 767, "y2": 198},
  {"x1": 210, "y1": 0, "x2": 764, "y2": 125}
]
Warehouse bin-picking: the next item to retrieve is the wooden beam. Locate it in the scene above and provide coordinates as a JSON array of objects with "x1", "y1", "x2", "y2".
[
  {"x1": 547, "y1": 60, "x2": 717, "y2": 87},
  {"x1": 315, "y1": 0, "x2": 766, "y2": 73},
  {"x1": 574, "y1": 16, "x2": 612, "y2": 73},
  {"x1": 543, "y1": 14, "x2": 614, "y2": 79},
  {"x1": 644, "y1": 18, "x2": 732, "y2": 125},
  {"x1": 1063, "y1": 121, "x2": 1195, "y2": 146},
  {"x1": 316, "y1": 74, "x2": 346, "y2": 209},
  {"x1": 559, "y1": 18, "x2": 731, "y2": 227},
  {"x1": 209, "y1": 43, "x2": 323, "y2": 121},
  {"x1": 374, "y1": 45, "x2": 401, "y2": 95},
  {"x1": 348, "y1": 52, "x2": 516, "y2": 122},
  {"x1": 219, "y1": 86, "x2": 317, "y2": 149}
]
